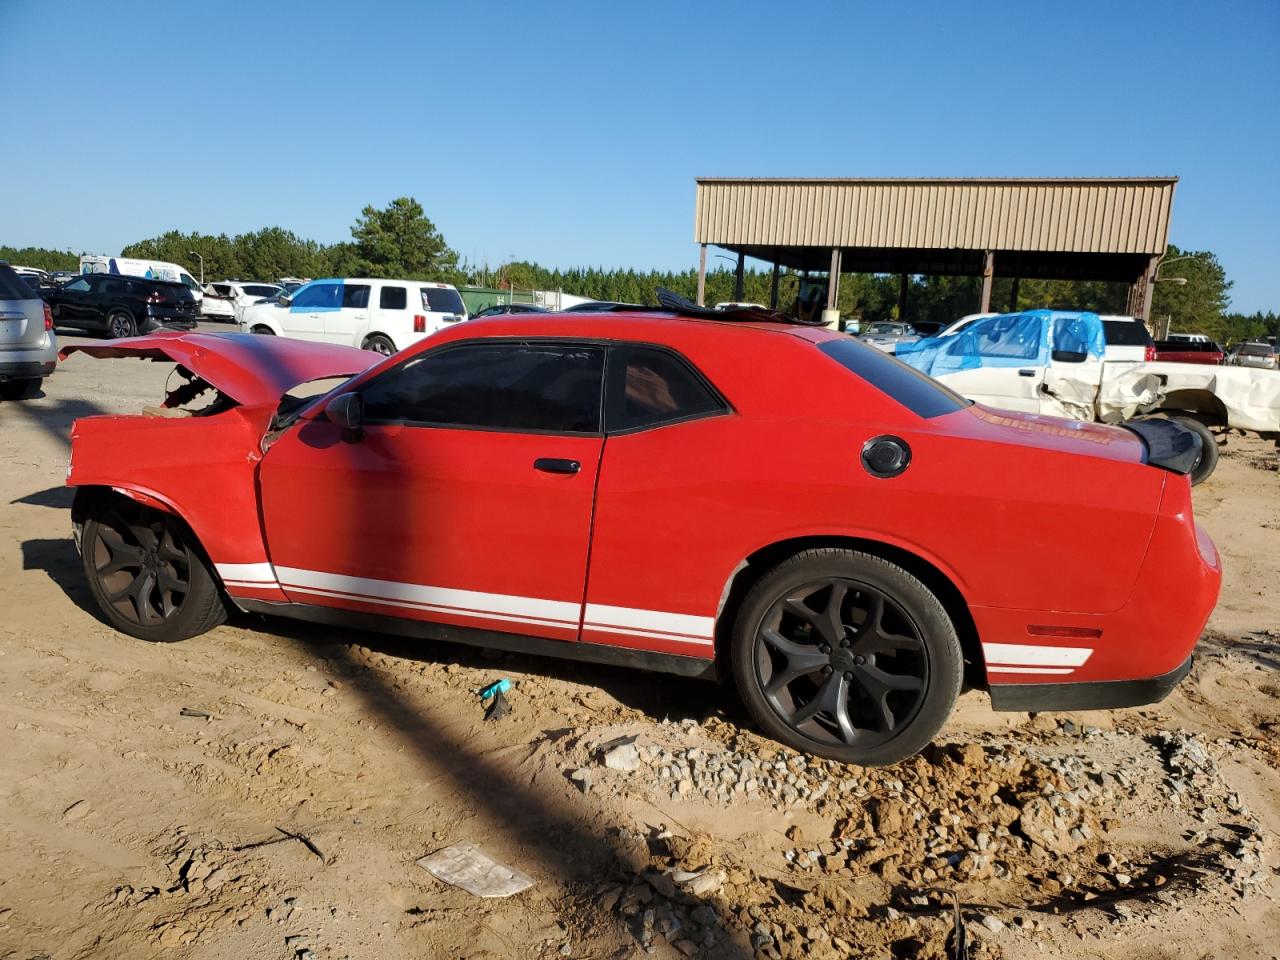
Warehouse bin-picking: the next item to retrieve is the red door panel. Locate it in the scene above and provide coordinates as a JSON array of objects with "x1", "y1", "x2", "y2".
[{"x1": 258, "y1": 417, "x2": 602, "y2": 640}]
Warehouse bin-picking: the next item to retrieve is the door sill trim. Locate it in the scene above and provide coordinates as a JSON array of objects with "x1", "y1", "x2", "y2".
[{"x1": 235, "y1": 598, "x2": 718, "y2": 679}]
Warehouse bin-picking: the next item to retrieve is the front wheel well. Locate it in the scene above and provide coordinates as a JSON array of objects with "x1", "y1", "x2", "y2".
[
  {"x1": 71, "y1": 485, "x2": 221, "y2": 583},
  {"x1": 715, "y1": 536, "x2": 986, "y2": 688}
]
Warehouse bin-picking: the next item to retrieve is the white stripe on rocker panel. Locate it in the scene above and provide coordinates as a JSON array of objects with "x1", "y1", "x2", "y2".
[
  {"x1": 215, "y1": 562, "x2": 278, "y2": 584},
  {"x1": 982, "y1": 642, "x2": 1093, "y2": 668},
  {"x1": 273, "y1": 567, "x2": 580, "y2": 625},
  {"x1": 987, "y1": 665, "x2": 1074, "y2": 675},
  {"x1": 584, "y1": 603, "x2": 714, "y2": 640},
  {"x1": 583, "y1": 623, "x2": 715, "y2": 647}
]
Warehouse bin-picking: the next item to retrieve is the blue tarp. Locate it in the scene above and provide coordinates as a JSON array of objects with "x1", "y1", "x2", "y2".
[{"x1": 896, "y1": 309, "x2": 1106, "y2": 378}]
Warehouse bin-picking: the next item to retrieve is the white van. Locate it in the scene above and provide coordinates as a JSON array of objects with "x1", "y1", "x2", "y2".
[
  {"x1": 238, "y1": 278, "x2": 467, "y2": 355},
  {"x1": 80, "y1": 255, "x2": 203, "y2": 304}
]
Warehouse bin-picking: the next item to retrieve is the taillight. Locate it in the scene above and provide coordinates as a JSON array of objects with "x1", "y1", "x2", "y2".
[
  {"x1": 43, "y1": 303, "x2": 53, "y2": 330},
  {"x1": 1145, "y1": 343, "x2": 1157, "y2": 361},
  {"x1": 413, "y1": 314, "x2": 426, "y2": 333},
  {"x1": 148, "y1": 291, "x2": 168, "y2": 304}
]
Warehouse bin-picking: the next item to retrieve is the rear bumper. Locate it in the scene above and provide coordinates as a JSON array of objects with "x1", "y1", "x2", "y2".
[
  {"x1": 972, "y1": 475, "x2": 1220, "y2": 704},
  {"x1": 989, "y1": 654, "x2": 1192, "y2": 711},
  {"x1": 140, "y1": 315, "x2": 197, "y2": 332},
  {"x1": 0, "y1": 358, "x2": 56, "y2": 380}
]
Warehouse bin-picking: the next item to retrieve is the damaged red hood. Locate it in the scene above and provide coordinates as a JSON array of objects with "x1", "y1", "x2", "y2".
[{"x1": 60, "y1": 331, "x2": 380, "y2": 407}]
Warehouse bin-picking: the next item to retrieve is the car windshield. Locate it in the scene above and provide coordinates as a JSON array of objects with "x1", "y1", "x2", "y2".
[
  {"x1": 866, "y1": 323, "x2": 904, "y2": 335},
  {"x1": 272, "y1": 375, "x2": 359, "y2": 430}
]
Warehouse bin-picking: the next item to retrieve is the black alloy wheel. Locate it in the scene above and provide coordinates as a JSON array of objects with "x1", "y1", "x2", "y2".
[
  {"x1": 107, "y1": 310, "x2": 137, "y2": 339},
  {"x1": 732, "y1": 549, "x2": 962, "y2": 765},
  {"x1": 81, "y1": 497, "x2": 226, "y2": 642},
  {"x1": 756, "y1": 579, "x2": 929, "y2": 748}
]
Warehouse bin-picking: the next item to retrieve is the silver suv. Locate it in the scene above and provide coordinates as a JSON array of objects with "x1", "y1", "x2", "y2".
[{"x1": 0, "y1": 261, "x2": 57, "y2": 400}]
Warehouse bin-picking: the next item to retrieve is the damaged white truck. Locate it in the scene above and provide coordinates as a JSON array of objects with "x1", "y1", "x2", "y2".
[{"x1": 896, "y1": 309, "x2": 1280, "y2": 484}]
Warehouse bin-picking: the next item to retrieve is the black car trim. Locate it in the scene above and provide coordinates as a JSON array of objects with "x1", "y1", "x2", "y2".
[
  {"x1": 234, "y1": 598, "x2": 718, "y2": 679},
  {"x1": 987, "y1": 655, "x2": 1192, "y2": 712},
  {"x1": 0, "y1": 360, "x2": 56, "y2": 380},
  {"x1": 1120, "y1": 417, "x2": 1202, "y2": 475}
]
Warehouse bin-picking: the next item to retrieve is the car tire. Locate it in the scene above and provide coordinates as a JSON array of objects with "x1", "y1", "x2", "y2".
[
  {"x1": 1166, "y1": 415, "x2": 1219, "y2": 485},
  {"x1": 731, "y1": 548, "x2": 963, "y2": 765},
  {"x1": 107, "y1": 310, "x2": 137, "y2": 339},
  {"x1": 0, "y1": 378, "x2": 41, "y2": 401},
  {"x1": 81, "y1": 496, "x2": 227, "y2": 643},
  {"x1": 251, "y1": 325, "x2": 275, "y2": 336},
  {"x1": 362, "y1": 334, "x2": 396, "y2": 356}
]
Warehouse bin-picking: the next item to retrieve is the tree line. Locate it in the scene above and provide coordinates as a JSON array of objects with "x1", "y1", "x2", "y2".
[{"x1": 4, "y1": 198, "x2": 1272, "y2": 345}]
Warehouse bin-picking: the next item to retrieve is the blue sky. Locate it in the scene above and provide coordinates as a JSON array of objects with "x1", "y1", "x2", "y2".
[{"x1": 3, "y1": 0, "x2": 1277, "y2": 311}]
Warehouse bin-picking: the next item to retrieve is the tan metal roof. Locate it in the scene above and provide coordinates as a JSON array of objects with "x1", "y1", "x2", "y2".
[{"x1": 694, "y1": 178, "x2": 1177, "y2": 255}]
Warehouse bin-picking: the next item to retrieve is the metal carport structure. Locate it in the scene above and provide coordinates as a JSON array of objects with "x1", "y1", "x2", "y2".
[{"x1": 693, "y1": 177, "x2": 1177, "y2": 323}]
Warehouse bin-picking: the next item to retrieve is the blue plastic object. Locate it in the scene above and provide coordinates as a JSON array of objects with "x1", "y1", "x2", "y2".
[
  {"x1": 895, "y1": 310, "x2": 1105, "y2": 378},
  {"x1": 478, "y1": 679, "x2": 511, "y2": 700}
]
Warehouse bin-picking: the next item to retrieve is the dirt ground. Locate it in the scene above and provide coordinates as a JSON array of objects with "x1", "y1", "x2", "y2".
[{"x1": 1, "y1": 326, "x2": 1277, "y2": 960}]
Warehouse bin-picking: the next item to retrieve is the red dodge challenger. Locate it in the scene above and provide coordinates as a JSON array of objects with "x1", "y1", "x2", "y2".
[{"x1": 61, "y1": 298, "x2": 1221, "y2": 765}]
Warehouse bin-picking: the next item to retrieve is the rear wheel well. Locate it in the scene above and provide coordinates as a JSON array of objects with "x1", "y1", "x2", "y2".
[
  {"x1": 72, "y1": 485, "x2": 222, "y2": 585},
  {"x1": 1152, "y1": 390, "x2": 1229, "y2": 428},
  {"x1": 715, "y1": 536, "x2": 985, "y2": 688}
]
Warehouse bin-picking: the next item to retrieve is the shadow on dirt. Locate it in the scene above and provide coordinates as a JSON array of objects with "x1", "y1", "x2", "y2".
[
  {"x1": 267, "y1": 617, "x2": 756, "y2": 958},
  {"x1": 1200, "y1": 631, "x2": 1280, "y2": 672},
  {"x1": 21, "y1": 537, "x2": 100, "y2": 617},
  {"x1": 12, "y1": 486, "x2": 75, "y2": 509},
  {"x1": 3, "y1": 395, "x2": 107, "y2": 452},
  {"x1": 244, "y1": 610, "x2": 736, "y2": 728}
]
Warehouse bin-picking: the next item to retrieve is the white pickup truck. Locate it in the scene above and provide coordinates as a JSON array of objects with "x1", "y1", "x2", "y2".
[{"x1": 896, "y1": 309, "x2": 1280, "y2": 484}]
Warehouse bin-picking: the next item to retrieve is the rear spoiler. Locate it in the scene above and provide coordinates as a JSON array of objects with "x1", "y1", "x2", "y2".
[{"x1": 1121, "y1": 418, "x2": 1202, "y2": 476}]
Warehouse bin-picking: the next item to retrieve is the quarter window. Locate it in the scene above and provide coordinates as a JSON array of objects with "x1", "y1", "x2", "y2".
[
  {"x1": 361, "y1": 342, "x2": 605, "y2": 433},
  {"x1": 606, "y1": 346, "x2": 727, "y2": 432},
  {"x1": 343, "y1": 284, "x2": 370, "y2": 309},
  {"x1": 379, "y1": 286, "x2": 407, "y2": 310}
]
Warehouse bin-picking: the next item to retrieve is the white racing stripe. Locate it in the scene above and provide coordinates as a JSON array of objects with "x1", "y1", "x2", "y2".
[
  {"x1": 273, "y1": 566, "x2": 582, "y2": 626},
  {"x1": 583, "y1": 623, "x2": 715, "y2": 647},
  {"x1": 215, "y1": 562, "x2": 279, "y2": 585},
  {"x1": 982, "y1": 642, "x2": 1093, "y2": 668},
  {"x1": 220, "y1": 563, "x2": 713, "y2": 647},
  {"x1": 584, "y1": 603, "x2": 714, "y2": 641},
  {"x1": 987, "y1": 665, "x2": 1074, "y2": 675}
]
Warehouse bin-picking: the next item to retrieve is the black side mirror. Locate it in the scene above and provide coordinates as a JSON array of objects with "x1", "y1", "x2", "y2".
[
  {"x1": 1051, "y1": 350, "x2": 1087, "y2": 364},
  {"x1": 278, "y1": 295, "x2": 292, "y2": 307},
  {"x1": 325, "y1": 393, "x2": 363, "y2": 441}
]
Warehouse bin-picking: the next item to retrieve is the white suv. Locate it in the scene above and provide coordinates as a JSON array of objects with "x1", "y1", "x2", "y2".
[
  {"x1": 202, "y1": 281, "x2": 285, "y2": 321},
  {"x1": 239, "y1": 278, "x2": 468, "y2": 354}
]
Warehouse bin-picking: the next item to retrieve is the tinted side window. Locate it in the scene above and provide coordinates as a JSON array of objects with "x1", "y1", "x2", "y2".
[
  {"x1": 63, "y1": 277, "x2": 91, "y2": 292},
  {"x1": 422, "y1": 287, "x2": 465, "y2": 314},
  {"x1": 362, "y1": 342, "x2": 604, "y2": 433},
  {"x1": 818, "y1": 338, "x2": 970, "y2": 419},
  {"x1": 292, "y1": 283, "x2": 341, "y2": 309},
  {"x1": 606, "y1": 345, "x2": 727, "y2": 432},
  {"x1": 379, "y1": 286, "x2": 407, "y2": 310},
  {"x1": 1102, "y1": 320, "x2": 1154, "y2": 346},
  {"x1": 0, "y1": 266, "x2": 31, "y2": 299},
  {"x1": 101, "y1": 278, "x2": 126, "y2": 295},
  {"x1": 343, "y1": 284, "x2": 370, "y2": 309}
]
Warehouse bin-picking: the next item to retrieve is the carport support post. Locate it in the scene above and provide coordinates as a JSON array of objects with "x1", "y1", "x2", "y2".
[
  {"x1": 696, "y1": 244, "x2": 707, "y2": 306},
  {"x1": 769, "y1": 254, "x2": 780, "y2": 309},
  {"x1": 1009, "y1": 277, "x2": 1020, "y2": 311},
  {"x1": 897, "y1": 273, "x2": 908, "y2": 321},
  {"x1": 827, "y1": 248, "x2": 842, "y2": 310},
  {"x1": 1137, "y1": 254, "x2": 1159, "y2": 325},
  {"x1": 733, "y1": 251, "x2": 745, "y2": 302},
  {"x1": 979, "y1": 250, "x2": 995, "y2": 312}
]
